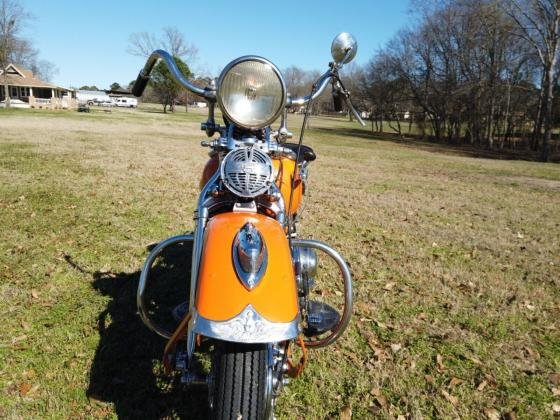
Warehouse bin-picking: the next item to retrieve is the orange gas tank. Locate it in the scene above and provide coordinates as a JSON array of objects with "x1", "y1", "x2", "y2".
[{"x1": 272, "y1": 156, "x2": 303, "y2": 216}]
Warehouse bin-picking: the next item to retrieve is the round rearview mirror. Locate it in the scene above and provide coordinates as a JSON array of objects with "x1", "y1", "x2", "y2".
[{"x1": 331, "y1": 32, "x2": 358, "y2": 65}]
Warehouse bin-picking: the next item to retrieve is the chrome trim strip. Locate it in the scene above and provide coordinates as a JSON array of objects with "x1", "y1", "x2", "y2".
[{"x1": 192, "y1": 305, "x2": 299, "y2": 343}]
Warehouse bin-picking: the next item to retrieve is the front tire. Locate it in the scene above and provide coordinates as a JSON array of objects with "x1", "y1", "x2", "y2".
[{"x1": 211, "y1": 342, "x2": 268, "y2": 420}]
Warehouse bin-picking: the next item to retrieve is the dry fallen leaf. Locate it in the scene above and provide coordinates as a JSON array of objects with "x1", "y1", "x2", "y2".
[
  {"x1": 11, "y1": 335, "x2": 27, "y2": 345},
  {"x1": 477, "y1": 380, "x2": 488, "y2": 391},
  {"x1": 99, "y1": 265, "x2": 111, "y2": 274},
  {"x1": 31, "y1": 290, "x2": 39, "y2": 299},
  {"x1": 524, "y1": 301, "x2": 535, "y2": 311},
  {"x1": 484, "y1": 408, "x2": 500, "y2": 420},
  {"x1": 552, "y1": 404, "x2": 560, "y2": 416},
  {"x1": 441, "y1": 389, "x2": 458, "y2": 406},
  {"x1": 549, "y1": 373, "x2": 560, "y2": 385},
  {"x1": 449, "y1": 377, "x2": 464, "y2": 387},
  {"x1": 339, "y1": 406, "x2": 352, "y2": 420},
  {"x1": 383, "y1": 282, "x2": 396, "y2": 291},
  {"x1": 523, "y1": 346, "x2": 540, "y2": 360},
  {"x1": 436, "y1": 354, "x2": 446, "y2": 371},
  {"x1": 375, "y1": 395, "x2": 388, "y2": 409},
  {"x1": 390, "y1": 343, "x2": 402, "y2": 353},
  {"x1": 552, "y1": 387, "x2": 560, "y2": 397},
  {"x1": 425, "y1": 374, "x2": 435, "y2": 384},
  {"x1": 18, "y1": 382, "x2": 32, "y2": 396},
  {"x1": 467, "y1": 355, "x2": 483, "y2": 366},
  {"x1": 369, "y1": 387, "x2": 381, "y2": 397}
]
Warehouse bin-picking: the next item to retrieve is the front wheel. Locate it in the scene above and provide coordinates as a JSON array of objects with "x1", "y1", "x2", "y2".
[{"x1": 211, "y1": 342, "x2": 269, "y2": 420}]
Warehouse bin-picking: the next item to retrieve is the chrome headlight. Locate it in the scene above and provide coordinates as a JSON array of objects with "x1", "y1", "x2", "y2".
[{"x1": 217, "y1": 56, "x2": 286, "y2": 129}]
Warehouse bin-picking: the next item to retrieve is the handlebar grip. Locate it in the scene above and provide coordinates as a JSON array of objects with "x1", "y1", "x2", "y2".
[
  {"x1": 332, "y1": 90, "x2": 344, "y2": 112},
  {"x1": 132, "y1": 72, "x2": 150, "y2": 97}
]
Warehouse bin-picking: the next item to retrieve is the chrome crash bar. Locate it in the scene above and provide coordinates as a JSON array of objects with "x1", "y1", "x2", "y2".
[
  {"x1": 137, "y1": 233, "x2": 194, "y2": 339},
  {"x1": 291, "y1": 239, "x2": 353, "y2": 348}
]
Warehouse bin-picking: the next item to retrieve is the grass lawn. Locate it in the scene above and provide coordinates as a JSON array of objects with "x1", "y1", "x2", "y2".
[{"x1": 1, "y1": 105, "x2": 559, "y2": 419}]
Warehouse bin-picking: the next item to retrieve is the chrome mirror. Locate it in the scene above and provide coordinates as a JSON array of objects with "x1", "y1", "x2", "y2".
[{"x1": 331, "y1": 32, "x2": 358, "y2": 65}]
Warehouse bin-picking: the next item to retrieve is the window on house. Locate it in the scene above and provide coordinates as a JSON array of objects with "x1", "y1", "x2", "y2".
[{"x1": 11, "y1": 86, "x2": 18, "y2": 97}]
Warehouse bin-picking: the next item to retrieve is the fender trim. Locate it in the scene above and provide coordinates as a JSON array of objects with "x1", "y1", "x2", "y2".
[{"x1": 192, "y1": 305, "x2": 300, "y2": 343}]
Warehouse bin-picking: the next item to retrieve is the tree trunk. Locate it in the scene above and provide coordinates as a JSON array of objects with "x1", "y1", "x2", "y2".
[
  {"x1": 540, "y1": 67, "x2": 555, "y2": 162},
  {"x1": 486, "y1": 93, "x2": 496, "y2": 149},
  {"x1": 503, "y1": 81, "x2": 512, "y2": 148},
  {"x1": 3, "y1": 67, "x2": 10, "y2": 108},
  {"x1": 531, "y1": 73, "x2": 546, "y2": 151}
]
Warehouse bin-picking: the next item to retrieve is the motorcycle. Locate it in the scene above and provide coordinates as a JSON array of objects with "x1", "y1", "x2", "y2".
[{"x1": 132, "y1": 32, "x2": 365, "y2": 419}]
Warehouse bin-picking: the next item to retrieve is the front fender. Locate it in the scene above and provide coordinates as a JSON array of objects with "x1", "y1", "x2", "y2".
[{"x1": 192, "y1": 212, "x2": 300, "y2": 343}]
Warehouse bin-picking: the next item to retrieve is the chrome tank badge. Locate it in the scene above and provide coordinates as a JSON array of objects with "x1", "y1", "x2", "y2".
[{"x1": 232, "y1": 222, "x2": 268, "y2": 290}]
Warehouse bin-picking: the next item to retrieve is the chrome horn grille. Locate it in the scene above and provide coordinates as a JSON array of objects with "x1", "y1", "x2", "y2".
[{"x1": 221, "y1": 147, "x2": 274, "y2": 198}]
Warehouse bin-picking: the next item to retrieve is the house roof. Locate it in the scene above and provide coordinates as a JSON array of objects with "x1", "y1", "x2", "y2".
[{"x1": 0, "y1": 63, "x2": 68, "y2": 90}]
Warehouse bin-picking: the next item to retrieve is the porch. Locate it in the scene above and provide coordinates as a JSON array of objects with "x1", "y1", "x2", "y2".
[{"x1": 0, "y1": 86, "x2": 77, "y2": 109}]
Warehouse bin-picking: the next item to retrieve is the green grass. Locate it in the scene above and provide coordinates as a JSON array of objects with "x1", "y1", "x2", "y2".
[{"x1": 1, "y1": 106, "x2": 559, "y2": 419}]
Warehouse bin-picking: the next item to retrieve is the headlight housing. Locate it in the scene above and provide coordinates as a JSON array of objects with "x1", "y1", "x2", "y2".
[{"x1": 217, "y1": 56, "x2": 286, "y2": 129}]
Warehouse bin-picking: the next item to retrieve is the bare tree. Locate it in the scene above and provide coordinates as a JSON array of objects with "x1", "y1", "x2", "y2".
[
  {"x1": 128, "y1": 26, "x2": 198, "y2": 62},
  {"x1": 31, "y1": 59, "x2": 58, "y2": 82},
  {"x1": 504, "y1": 0, "x2": 560, "y2": 161},
  {"x1": 128, "y1": 27, "x2": 198, "y2": 111},
  {"x1": 0, "y1": 0, "x2": 30, "y2": 108}
]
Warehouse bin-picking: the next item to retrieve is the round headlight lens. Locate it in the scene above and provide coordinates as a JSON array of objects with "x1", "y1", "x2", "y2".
[{"x1": 217, "y1": 56, "x2": 286, "y2": 129}]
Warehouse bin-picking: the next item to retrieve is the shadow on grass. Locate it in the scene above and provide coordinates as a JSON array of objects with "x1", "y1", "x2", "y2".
[
  {"x1": 313, "y1": 126, "x2": 560, "y2": 162},
  {"x1": 81, "y1": 240, "x2": 209, "y2": 419}
]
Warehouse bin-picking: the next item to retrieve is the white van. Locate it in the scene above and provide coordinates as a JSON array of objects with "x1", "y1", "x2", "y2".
[{"x1": 113, "y1": 97, "x2": 138, "y2": 108}]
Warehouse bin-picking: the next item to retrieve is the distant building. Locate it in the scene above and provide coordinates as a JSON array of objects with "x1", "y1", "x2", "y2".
[
  {"x1": 0, "y1": 63, "x2": 76, "y2": 109},
  {"x1": 76, "y1": 90, "x2": 112, "y2": 105}
]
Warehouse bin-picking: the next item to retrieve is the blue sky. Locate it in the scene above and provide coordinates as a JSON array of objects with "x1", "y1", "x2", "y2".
[{"x1": 21, "y1": 0, "x2": 412, "y2": 89}]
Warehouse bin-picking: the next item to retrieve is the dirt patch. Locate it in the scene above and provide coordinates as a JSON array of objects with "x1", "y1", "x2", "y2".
[{"x1": 502, "y1": 176, "x2": 560, "y2": 191}]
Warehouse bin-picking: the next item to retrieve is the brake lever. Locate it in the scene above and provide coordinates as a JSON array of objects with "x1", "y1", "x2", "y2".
[
  {"x1": 333, "y1": 77, "x2": 365, "y2": 126},
  {"x1": 345, "y1": 94, "x2": 366, "y2": 126}
]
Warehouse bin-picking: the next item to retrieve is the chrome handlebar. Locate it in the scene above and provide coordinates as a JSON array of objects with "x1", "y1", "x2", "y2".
[
  {"x1": 288, "y1": 70, "x2": 365, "y2": 126},
  {"x1": 132, "y1": 49, "x2": 364, "y2": 126},
  {"x1": 132, "y1": 49, "x2": 216, "y2": 102},
  {"x1": 287, "y1": 69, "x2": 333, "y2": 107}
]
